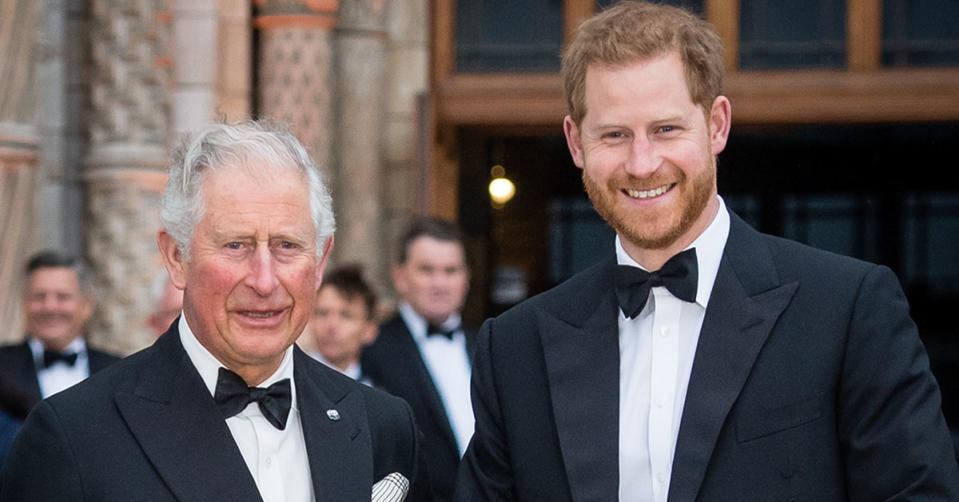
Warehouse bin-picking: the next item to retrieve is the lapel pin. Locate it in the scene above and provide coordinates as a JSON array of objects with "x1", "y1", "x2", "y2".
[{"x1": 326, "y1": 409, "x2": 340, "y2": 421}]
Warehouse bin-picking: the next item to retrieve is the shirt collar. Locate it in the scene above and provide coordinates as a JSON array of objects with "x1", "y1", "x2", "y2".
[
  {"x1": 615, "y1": 195, "x2": 730, "y2": 308},
  {"x1": 398, "y1": 303, "x2": 462, "y2": 341},
  {"x1": 177, "y1": 315, "x2": 297, "y2": 409},
  {"x1": 309, "y1": 351, "x2": 362, "y2": 380}
]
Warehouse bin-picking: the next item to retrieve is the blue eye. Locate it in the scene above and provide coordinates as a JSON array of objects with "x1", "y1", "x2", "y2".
[{"x1": 226, "y1": 242, "x2": 242, "y2": 249}]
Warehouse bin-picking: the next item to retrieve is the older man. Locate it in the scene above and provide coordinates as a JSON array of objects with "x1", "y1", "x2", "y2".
[
  {"x1": 1, "y1": 121, "x2": 418, "y2": 502},
  {"x1": 456, "y1": 2, "x2": 959, "y2": 501},
  {"x1": 0, "y1": 251, "x2": 119, "y2": 419}
]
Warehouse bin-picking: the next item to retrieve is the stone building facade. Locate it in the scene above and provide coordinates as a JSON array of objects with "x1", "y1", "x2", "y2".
[{"x1": 0, "y1": 0, "x2": 430, "y2": 354}]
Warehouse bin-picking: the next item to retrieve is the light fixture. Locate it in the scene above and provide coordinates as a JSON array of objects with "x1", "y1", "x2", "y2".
[{"x1": 488, "y1": 164, "x2": 516, "y2": 207}]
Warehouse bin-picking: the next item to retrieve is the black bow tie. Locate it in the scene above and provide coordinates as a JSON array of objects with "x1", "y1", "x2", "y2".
[
  {"x1": 43, "y1": 349, "x2": 78, "y2": 368},
  {"x1": 214, "y1": 367, "x2": 292, "y2": 430},
  {"x1": 426, "y1": 323, "x2": 458, "y2": 340},
  {"x1": 615, "y1": 248, "x2": 699, "y2": 319}
]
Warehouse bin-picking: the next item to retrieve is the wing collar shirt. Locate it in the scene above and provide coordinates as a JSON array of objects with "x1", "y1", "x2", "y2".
[
  {"x1": 618, "y1": 196, "x2": 730, "y2": 502},
  {"x1": 29, "y1": 336, "x2": 90, "y2": 398},
  {"x1": 179, "y1": 315, "x2": 314, "y2": 502},
  {"x1": 399, "y1": 302, "x2": 474, "y2": 456}
]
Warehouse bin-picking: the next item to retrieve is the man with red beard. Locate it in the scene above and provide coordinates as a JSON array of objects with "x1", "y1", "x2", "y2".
[
  {"x1": 455, "y1": 2, "x2": 959, "y2": 501},
  {"x1": 0, "y1": 251, "x2": 119, "y2": 419}
]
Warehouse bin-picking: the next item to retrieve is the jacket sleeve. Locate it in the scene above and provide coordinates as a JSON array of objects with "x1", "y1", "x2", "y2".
[
  {"x1": 455, "y1": 317, "x2": 515, "y2": 501},
  {"x1": 0, "y1": 400, "x2": 85, "y2": 501},
  {"x1": 838, "y1": 265, "x2": 959, "y2": 500}
]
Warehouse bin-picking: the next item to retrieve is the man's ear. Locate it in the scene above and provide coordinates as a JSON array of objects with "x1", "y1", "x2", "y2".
[
  {"x1": 361, "y1": 323, "x2": 379, "y2": 347},
  {"x1": 157, "y1": 230, "x2": 188, "y2": 290},
  {"x1": 563, "y1": 115, "x2": 586, "y2": 169},
  {"x1": 314, "y1": 235, "x2": 334, "y2": 290},
  {"x1": 708, "y1": 95, "x2": 732, "y2": 155}
]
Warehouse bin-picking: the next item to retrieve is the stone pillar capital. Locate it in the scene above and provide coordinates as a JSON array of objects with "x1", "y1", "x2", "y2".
[{"x1": 254, "y1": 0, "x2": 339, "y2": 29}]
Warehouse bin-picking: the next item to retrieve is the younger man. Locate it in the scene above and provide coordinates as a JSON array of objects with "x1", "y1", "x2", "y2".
[{"x1": 308, "y1": 265, "x2": 378, "y2": 385}]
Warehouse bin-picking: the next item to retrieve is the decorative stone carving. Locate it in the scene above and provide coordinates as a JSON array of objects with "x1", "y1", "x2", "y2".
[{"x1": 85, "y1": 0, "x2": 172, "y2": 353}]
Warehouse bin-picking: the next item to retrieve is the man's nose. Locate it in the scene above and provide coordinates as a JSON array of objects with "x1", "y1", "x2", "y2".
[
  {"x1": 624, "y1": 136, "x2": 660, "y2": 178},
  {"x1": 246, "y1": 245, "x2": 280, "y2": 296}
]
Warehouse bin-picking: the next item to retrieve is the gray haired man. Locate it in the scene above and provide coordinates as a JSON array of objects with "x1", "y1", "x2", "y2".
[{"x1": 1, "y1": 121, "x2": 419, "y2": 502}]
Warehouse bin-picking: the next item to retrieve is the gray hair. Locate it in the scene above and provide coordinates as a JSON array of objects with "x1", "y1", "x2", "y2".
[{"x1": 160, "y1": 120, "x2": 335, "y2": 259}]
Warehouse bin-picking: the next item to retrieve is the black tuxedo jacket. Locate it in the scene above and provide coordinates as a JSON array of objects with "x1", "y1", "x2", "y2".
[
  {"x1": 456, "y1": 212, "x2": 959, "y2": 501},
  {"x1": 0, "y1": 325, "x2": 418, "y2": 501},
  {"x1": 0, "y1": 340, "x2": 119, "y2": 419},
  {"x1": 362, "y1": 314, "x2": 475, "y2": 501}
]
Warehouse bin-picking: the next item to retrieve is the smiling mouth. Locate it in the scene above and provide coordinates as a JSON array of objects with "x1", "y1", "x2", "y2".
[
  {"x1": 240, "y1": 310, "x2": 283, "y2": 319},
  {"x1": 624, "y1": 184, "x2": 673, "y2": 200}
]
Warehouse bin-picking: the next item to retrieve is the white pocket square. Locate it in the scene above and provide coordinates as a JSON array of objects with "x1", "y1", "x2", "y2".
[{"x1": 371, "y1": 472, "x2": 409, "y2": 502}]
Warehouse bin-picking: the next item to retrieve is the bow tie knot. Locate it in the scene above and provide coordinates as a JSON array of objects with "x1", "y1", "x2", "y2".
[
  {"x1": 214, "y1": 367, "x2": 292, "y2": 430},
  {"x1": 426, "y1": 323, "x2": 459, "y2": 340},
  {"x1": 43, "y1": 349, "x2": 78, "y2": 368},
  {"x1": 615, "y1": 248, "x2": 699, "y2": 319}
]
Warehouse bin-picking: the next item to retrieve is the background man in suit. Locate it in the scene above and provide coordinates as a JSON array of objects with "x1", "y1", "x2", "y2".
[
  {"x1": 0, "y1": 251, "x2": 119, "y2": 419},
  {"x1": 146, "y1": 268, "x2": 184, "y2": 338},
  {"x1": 308, "y1": 265, "x2": 379, "y2": 386},
  {"x1": 456, "y1": 2, "x2": 959, "y2": 501},
  {"x1": 363, "y1": 217, "x2": 473, "y2": 501},
  {"x1": 1, "y1": 121, "x2": 418, "y2": 502}
]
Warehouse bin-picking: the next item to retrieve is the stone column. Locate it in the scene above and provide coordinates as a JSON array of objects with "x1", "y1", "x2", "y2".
[
  {"x1": 0, "y1": 0, "x2": 41, "y2": 341},
  {"x1": 216, "y1": 0, "x2": 252, "y2": 120},
  {"x1": 255, "y1": 0, "x2": 338, "y2": 183},
  {"x1": 84, "y1": 0, "x2": 172, "y2": 354},
  {"x1": 172, "y1": 0, "x2": 217, "y2": 135},
  {"x1": 333, "y1": 0, "x2": 387, "y2": 287},
  {"x1": 381, "y1": 0, "x2": 429, "y2": 306}
]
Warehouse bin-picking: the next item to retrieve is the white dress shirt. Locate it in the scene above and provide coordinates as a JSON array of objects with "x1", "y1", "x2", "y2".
[
  {"x1": 399, "y1": 303, "x2": 475, "y2": 456},
  {"x1": 308, "y1": 351, "x2": 372, "y2": 387},
  {"x1": 179, "y1": 316, "x2": 314, "y2": 502},
  {"x1": 618, "y1": 197, "x2": 730, "y2": 502},
  {"x1": 29, "y1": 337, "x2": 91, "y2": 398}
]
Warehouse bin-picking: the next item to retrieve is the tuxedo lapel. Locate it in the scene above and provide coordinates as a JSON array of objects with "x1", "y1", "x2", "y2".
[
  {"x1": 115, "y1": 331, "x2": 262, "y2": 502},
  {"x1": 294, "y1": 348, "x2": 372, "y2": 501},
  {"x1": 9, "y1": 342, "x2": 43, "y2": 406},
  {"x1": 668, "y1": 214, "x2": 798, "y2": 502},
  {"x1": 541, "y1": 259, "x2": 621, "y2": 502},
  {"x1": 393, "y1": 320, "x2": 459, "y2": 452}
]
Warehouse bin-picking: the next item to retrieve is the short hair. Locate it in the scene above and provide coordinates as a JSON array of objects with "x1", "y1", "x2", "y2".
[
  {"x1": 320, "y1": 265, "x2": 376, "y2": 319},
  {"x1": 561, "y1": 1, "x2": 725, "y2": 125},
  {"x1": 160, "y1": 120, "x2": 335, "y2": 259},
  {"x1": 24, "y1": 250, "x2": 96, "y2": 298},
  {"x1": 397, "y1": 217, "x2": 466, "y2": 265}
]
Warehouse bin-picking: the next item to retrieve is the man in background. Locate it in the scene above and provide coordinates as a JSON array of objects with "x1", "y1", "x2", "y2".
[
  {"x1": 363, "y1": 217, "x2": 473, "y2": 502},
  {"x1": 0, "y1": 251, "x2": 119, "y2": 418},
  {"x1": 308, "y1": 265, "x2": 378, "y2": 386},
  {"x1": 146, "y1": 269, "x2": 184, "y2": 338}
]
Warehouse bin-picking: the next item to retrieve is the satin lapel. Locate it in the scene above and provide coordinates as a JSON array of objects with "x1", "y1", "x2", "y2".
[
  {"x1": 541, "y1": 259, "x2": 621, "y2": 502},
  {"x1": 667, "y1": 215, "x2": 798, "y2": 502},
  {"x1": 115, "y1": 331, "x2": 261, "y2": 502},
  {"x1": 394, "y1": 321, "x2": 459, "y2": 452},
  {"x1": 295, "y1": 348, "x2": 371, "y2": 501},
  {"x1": 13, "y1": 342, "x2": 43, "y2": 406}
]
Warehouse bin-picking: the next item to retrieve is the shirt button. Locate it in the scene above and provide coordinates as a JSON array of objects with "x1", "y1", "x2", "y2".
[
  {"x1": 657, "y1": 472, "x2": 667, "y2": 484},
  {"x1": 660, "y1": 326, "x2": 671, "y2": 337},
  {"x1": 265, "y1": 456, "x2": 272, "y2": 467},
  {"x1": 655, "y1": 398, "x2": 665, "y2": 408}
]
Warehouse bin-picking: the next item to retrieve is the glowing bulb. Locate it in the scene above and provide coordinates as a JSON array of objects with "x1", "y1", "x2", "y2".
[{"x1": 489, "y1": 177, "x2": 516, "y2": 205}]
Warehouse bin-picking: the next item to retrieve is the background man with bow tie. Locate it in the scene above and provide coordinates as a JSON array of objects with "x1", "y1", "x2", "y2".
[
  {"x1": 0, "y1": 251, "x2": 119, "y2": 421},
  {"x1": 456, "y1": 2, "x2": 959, "y2": 501},
  {"x1": 363, "y1": 217, "x2": 475, "y2": 502},
  {"x1": 1, "y1": 121, "x2": 418, "y2": 502}
]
